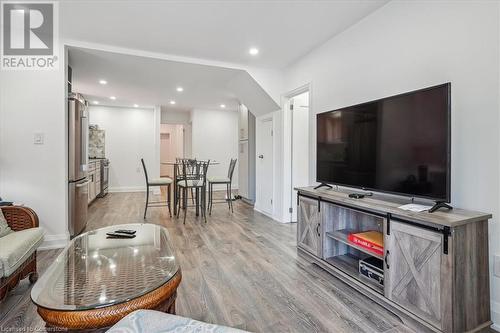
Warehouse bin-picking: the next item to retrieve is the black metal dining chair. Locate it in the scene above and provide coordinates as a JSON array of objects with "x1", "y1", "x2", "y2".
[
  {"x1": 208, "y1": 158, "x2": 237, "y2": 214},
  {"x1": 141, "y1": 158, "x2": 172, "y2": 219},
  {"x1": 176, "y1": 160, "x2": 210, "y2": 224},
  {"x1": 175, "y1": 157, "x2": 196, "y2": 205}
]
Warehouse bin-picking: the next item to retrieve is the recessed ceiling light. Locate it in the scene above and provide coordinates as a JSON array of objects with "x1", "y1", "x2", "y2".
[
  {"x1": 99, "y1": 80, "x2": 107, "y2": 85},
  {"x1": 176, "y1": 87, "x2": 184, "y2": 92},
  {"x1": 92, "y1": 101, "x2": 99, "y2": 105},
  {"x1": 133, "y1": 104, "x2": 139, "y2": 108},
  {"x1": 170, "y1": 100, "x2": 176, "y2": 105},
  {"x1": 109, "y1": 96, "x2": 116, "y2": 100},
  {"x1": 249, "y1": 47, "x2": 259, "y2": 56},
  {"x1": 220, "y1": 104, "x2": 226, "y2": 108}
]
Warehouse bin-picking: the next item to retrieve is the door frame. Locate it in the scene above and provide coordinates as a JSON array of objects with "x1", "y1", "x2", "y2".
[
  {"x1": 159, "y1": 123, "x2": 185, "y2": 178},
  {"x1": 282, "y1": 83, "x2": 312, "y2": 223},
  {"x1": 255, "y1": 115, "x2": 274, "y2": 217}
]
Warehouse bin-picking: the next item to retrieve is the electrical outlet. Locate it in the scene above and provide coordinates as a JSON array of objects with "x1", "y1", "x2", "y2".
[
  {"x1": 34, "y1": 133, "x2": 44, "y2": 145},
  {"x1": 494, "y1": 255, "x2": 500, "y2": 278}
]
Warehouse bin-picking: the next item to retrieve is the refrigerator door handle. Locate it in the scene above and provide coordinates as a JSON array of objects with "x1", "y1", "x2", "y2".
[
  {"x1": 80, "y1": 112, "x2": 88, "y2": 171},
  {"x1": 76, "y1": 179, "x2": 91, "y2": 187}
]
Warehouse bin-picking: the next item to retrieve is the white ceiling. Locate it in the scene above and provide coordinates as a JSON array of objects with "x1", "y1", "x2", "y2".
[
  {"x1": 69, "y1": 47, "x2": 278, "y2": 113},
  {"x1": 61, "y1": 1, "x2": 388, "y2": 69}
]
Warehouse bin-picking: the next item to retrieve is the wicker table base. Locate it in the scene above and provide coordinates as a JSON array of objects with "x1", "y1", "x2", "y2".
[{"x1": 37, "y1": 271, "x2": 181, "y2": 331}]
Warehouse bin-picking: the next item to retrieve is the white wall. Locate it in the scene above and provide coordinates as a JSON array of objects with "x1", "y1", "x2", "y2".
[
  {"x1": 0, "y1": 50, "x2": 67, "y2": 249},
  {"x1": 246, "y1": 67, "x2": 284, "y2": 109},
  {"x1": 184, "y1": 122, "x2": 193, "y2": 158},
  {"x1": 89, "y1": 106, "x2": 157, "y2": 192},
  {"x1": 227, "y1": 70, "x2": 281, "y2": 116},
  {"x1": 282, "y1": 0, "x2": 500, "y2": 326},
  {"x1": 191, "y1": 109, "x2": 239, "y2": 189},
  {"x1": 160, "y1": 108, "x2": 191, "y2": 124}
]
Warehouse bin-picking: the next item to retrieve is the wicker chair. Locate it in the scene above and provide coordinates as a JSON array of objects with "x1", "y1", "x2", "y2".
[{"x1": 0, "y1": 206, "x2": 41, "y2": 301}]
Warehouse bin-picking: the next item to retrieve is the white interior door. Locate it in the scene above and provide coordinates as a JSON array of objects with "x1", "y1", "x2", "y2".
[{"x1": 258, "y1": 118, "x2": 273, "y2": 215}]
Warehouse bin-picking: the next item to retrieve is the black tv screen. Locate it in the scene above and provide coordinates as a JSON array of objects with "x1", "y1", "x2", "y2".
[{"x1": 316, "y1": 83, "x2": 450, "y2": 202}]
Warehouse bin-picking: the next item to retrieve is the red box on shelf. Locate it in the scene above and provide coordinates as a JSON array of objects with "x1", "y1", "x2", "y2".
[{"x1": 347, "y1": 231, "x2": 384, "y2": 256}]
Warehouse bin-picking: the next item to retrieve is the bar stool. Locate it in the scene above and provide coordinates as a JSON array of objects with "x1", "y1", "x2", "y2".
[
  {"x1": 177, "y1": 160, "x2": 210, "y2": 224},
  {"x1": 141, "y1": 158, "x2": 172, "y2": 219},
  {"x1": 176, "y1": 158, "x2": 196, "y2": 205},
  {"x1": 208, "y1": 158, "x2": 237, "y2": 214}
]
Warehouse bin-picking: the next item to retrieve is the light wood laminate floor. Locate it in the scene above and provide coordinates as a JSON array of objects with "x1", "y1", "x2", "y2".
[{"x1": 0, "y1": 192, "x2": 489, "y2": 332}]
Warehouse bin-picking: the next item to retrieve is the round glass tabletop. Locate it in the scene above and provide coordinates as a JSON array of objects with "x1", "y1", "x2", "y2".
[{"x1": 31, "y1": 223, "x2": 179, "y2": 311}]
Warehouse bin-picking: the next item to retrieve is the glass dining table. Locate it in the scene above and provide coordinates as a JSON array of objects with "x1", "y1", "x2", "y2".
[{"x1": 160, "y1": 160, "x2": 219, "y2": 216}]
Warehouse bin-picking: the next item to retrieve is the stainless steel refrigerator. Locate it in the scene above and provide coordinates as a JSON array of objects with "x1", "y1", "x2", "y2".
[{"x1": 68, "y1": 93, "x2": 89, "y2": 237}]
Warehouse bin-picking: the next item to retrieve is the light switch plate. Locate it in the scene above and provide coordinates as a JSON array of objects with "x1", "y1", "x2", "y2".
[
  {"x1": 494, "y1": 255, "x2": 500, "y2": 278},
  {"x1": 34, "y1": 133, "x2": 44, "y2": 145}
]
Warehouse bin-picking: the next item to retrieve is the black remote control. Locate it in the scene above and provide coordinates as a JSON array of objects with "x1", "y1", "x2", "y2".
[
  {"x1": 106, "y1": 232, "x2": 136, "y2": 238},
  {"x1": 114, "y1": 229, "x2": 136, "y2": 235}
]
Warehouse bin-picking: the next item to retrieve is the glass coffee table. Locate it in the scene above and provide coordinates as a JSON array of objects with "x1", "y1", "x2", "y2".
[{"x1": 31, "y1": 223, "x2": 181, "y2": 330}]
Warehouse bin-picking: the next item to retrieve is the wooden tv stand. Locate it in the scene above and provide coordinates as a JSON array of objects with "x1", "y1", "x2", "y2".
[{"x1": 296, "y1": 186, "x2": 491, "y2": 333}]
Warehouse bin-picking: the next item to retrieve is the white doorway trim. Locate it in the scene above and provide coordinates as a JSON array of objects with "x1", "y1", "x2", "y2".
[
  {"x1": 282, "y1": 83, "x2": 312, "y2": 223},
  {"x1": 160, "y1": 123, "x2": 184, "y2": 178},
  {"x1": 152, "y1": 105, "x2": 162, "y2": 195}
]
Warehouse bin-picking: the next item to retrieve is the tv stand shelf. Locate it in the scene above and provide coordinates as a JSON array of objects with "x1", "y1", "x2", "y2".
[
  {"x1": 325, "y1": 230, "x2": 384, "y2": 260},
  {"x1": 325, "y1": 254, "x2": 384, "y2": 293},
  {"x1": 296, "y1": 186, "x2": 492, "y2": 333}
]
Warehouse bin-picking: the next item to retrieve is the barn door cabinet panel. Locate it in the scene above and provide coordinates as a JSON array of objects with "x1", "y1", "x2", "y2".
[
  {"x1": 297, "y1": 195, "x2": 322, "y2": 257},
  {"x1": 295, "y1": 186, "x2": 491, "y2": 333},
  {"x1": 385, "y1": 221, "x2": 449, "y2": 330}
]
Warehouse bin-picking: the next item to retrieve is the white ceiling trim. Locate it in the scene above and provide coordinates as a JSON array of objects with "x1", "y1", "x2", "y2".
[
  {"x1": 64, "y1": 39, "x2": 283, "y2": 106},
  {"x1": 64, "y1": 39, "x2": 251, "y2": 73}
]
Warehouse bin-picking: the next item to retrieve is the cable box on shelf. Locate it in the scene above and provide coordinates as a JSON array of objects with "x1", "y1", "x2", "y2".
[{"x1": 359, "y1": 256, "x2": 384, "y2": 287}]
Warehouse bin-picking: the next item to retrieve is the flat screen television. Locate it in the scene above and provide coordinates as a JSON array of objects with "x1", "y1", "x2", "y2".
[{"x1": 316, "y1": 83, "x2": 450, "y2": 202}]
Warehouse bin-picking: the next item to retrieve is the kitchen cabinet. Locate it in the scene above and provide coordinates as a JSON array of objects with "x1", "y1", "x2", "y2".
[
  {"x1": 95, "y1": 170, "x2": 101, "y2": 196},
  {"x1": 87, "y1": 161, "x2": 100, "y2": 204}
]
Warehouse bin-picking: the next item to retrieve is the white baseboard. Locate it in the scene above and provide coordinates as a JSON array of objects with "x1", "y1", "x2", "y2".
[
  {"x1": 39, "y1": 233, "x2": 68, "y2": 250},
  {"x1": 109, "y1": 186, "x2": 146, "y2": 193},
  {"x1": 210, "y1": 184, "x2": 239, "y2": 191},
  {"x1": 491, "y1": 301, "x2": 500, "y2": 331},
  {"x1": 253, "y1": 205, "x2": 284, "y2": 223},
  {"x1": 108, "y1": 185, "x2": 237, "y2": 193}
]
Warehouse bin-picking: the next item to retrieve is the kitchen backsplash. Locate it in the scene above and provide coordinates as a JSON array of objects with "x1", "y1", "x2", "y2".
[{"x1": 89, "y1": 125, "x2": 105, "y2": 158}]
